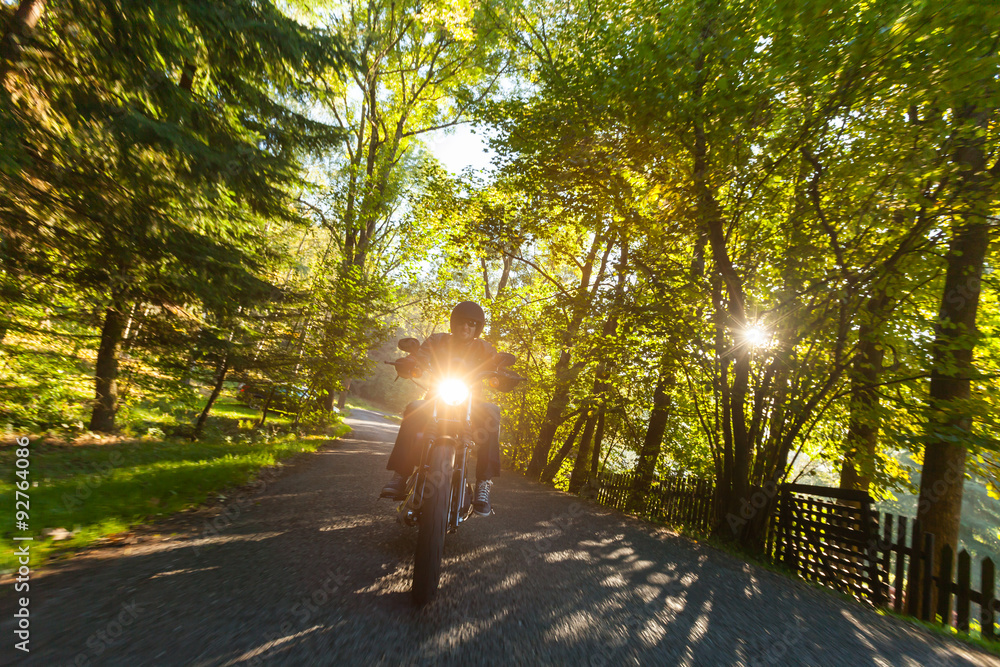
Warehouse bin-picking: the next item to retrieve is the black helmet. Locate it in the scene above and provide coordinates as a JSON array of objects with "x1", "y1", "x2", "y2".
[{"x1": 450, "y1": 301, "x2": 486, "y2": 338}]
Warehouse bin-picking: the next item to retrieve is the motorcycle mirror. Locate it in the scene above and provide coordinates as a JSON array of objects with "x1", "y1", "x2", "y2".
[
  {"x1": 398, "y1": 338, "x2": 420, "y2": 354},
  {"x1": 495, "y1": 352, "x2": 516, "y2": 368}
]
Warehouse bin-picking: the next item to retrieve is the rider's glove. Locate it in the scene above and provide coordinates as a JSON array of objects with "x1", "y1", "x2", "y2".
[
  {"x1": 394, "y1": 356, "x2": 420, "y2": 379},
  {"x1": 492, "y1": 369, "x2": 525, "y2": 392}
]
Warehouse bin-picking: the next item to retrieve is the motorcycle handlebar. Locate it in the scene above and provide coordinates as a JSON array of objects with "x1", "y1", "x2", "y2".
[
  {"x1": 386, "y1": 359, "x2": 494, "y2": 378},
  {"x1": 385, "y1": 358, "x2": 522, "y2": 385}
]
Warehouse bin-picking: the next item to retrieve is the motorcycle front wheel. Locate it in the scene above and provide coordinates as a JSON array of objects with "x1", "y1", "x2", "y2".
[{"x1": 412, "y1": 444, "x2": 454, "y2": 605}]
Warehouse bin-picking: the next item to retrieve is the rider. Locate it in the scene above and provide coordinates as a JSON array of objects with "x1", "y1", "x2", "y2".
[{"x1": 381, "y1": 301, "x2": 516, "y2": 516}]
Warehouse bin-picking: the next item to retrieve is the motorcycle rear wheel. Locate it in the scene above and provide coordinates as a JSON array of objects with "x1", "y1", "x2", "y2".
[{"x1": 412, "y1": 444, "x2": 454, "y2": 605}]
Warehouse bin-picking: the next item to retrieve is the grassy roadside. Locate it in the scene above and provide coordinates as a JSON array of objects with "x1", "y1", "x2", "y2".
[
  {"x1": 874, "y1": 608, "x2": 1000, "y2": 658},
  {"x1": 1, "y1": 396, "x2": 349, "y2": 573}
]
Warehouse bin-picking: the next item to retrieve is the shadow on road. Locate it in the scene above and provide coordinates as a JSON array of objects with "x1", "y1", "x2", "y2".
[{"x1": 3, "y1": 410, "x2": 995, "y2": 666}]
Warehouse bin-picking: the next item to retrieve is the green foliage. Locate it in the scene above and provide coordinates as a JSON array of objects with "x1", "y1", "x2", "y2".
[
  {"x1": 1, "y1": 0, "x2": 353, "y2": 431},
  {"x1": 3, "y1": 0, "x2": 999, "y2": 567},
  {"x1": 427, "y1": 0, "x2": 1000, "y2": 550}
]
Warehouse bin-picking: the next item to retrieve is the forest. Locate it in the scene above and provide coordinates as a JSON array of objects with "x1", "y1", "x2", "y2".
[{"x1": 1, "y1": 0, "x2": 998, "y2": 577}]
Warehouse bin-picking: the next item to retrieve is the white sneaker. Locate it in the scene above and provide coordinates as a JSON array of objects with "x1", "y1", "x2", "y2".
[{"x1": 473, "y1": 480, "x2": 493, "y2": 516}]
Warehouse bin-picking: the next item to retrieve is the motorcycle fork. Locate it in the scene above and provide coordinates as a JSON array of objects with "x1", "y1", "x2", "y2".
[
  {"x1": 451, "y1": 443, "x2": 471, "y2": 532},
  {"x1": 413, "y1": 434, "x2": 437, "y2": 510},
  {"x1": 409, "y1": 398, "x2": 473, "y2": 527}
]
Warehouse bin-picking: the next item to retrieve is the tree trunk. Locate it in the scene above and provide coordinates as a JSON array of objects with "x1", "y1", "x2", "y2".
[
  {"x1": 481, "y1": 258, "x2": 492, "y2": 300},
  {"x1": 194, "y1": 349, "x2": 231, "y2": 438},
  {"x1": 590, "y1": 404, "x2": 606, "y2": 478},
  {"x1": 629, "y1": 358, "x2": 673, "y2": 511},
  {"x1": 839, "y1": 292, "x2": 888, "y2": 492},
  {"x1": 540, "y1": 410, "x2": 587, "y2": 485},
  {"x1": 321, "y1": 377, "x2": 336, "y2": 412},
  {"x1": 88, "y1": 305, "x2": 126, "y2": 432},
  {"x1": 527, "y1": 350, "x2": 579, "y2": 479},
  {"x1": 917, "y1": 104, "x2": 994, "y2": 610},
  {"x1": 179, "y1": 61, "x2": 196, "y2": 91},
  {"x1": 526, "y1": 236, "x2": 608, "y2": 478},
  {"x1": 914, "y1": 218, "x2": 990, "y2": 612},
  {"x1": 258, "y1": 386, "x2": 276, "y2": 427},
  {"x1": 585, "y1": 236, "x2": 628, "y2": 483},
  {"x1": 0, "y1": 0, "x2": 47, "y2": 86},
  {"x1": 337, "y1": 379, "x2": 351, "y2": 410},
  {"x1": 578, "y1": 405, "x2": 609, "y2": 500},
  {"x1": 120, "y1": 302, "x2": 137, "y2": 347},
  {"x1": 497, "y1": 253, "x2": 513, "y2": 295},
  {"x1": 698, "y1": 117, "x2": 752, "y2": 542},
  {"x1": 567, "y1": 410, "x2": 599, "y2": 494},
  {"x1": 123, "y1": 304, "x2": 149, "y2": 351}
]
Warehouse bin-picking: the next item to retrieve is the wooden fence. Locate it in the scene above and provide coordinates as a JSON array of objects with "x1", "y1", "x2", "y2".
[
  {"x1": 594, "y1": 471, "x2": 635, "y2": 511},
  {"x1": 593, "y1": 473, "x2": 998, "y2": 642},
  {"x1": 767, "y1": 484, "x2": 884, "y2": 605},
  {"x1": 594, "y1": 472, "x2": 714, "y2": 532},
  {"x1": 874, "y1": 511, "x2": 997, "y2": 640}
]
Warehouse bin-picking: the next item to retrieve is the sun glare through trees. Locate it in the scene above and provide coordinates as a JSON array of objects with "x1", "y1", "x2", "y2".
[{"x1": 1, "y1": 0, "x2": 999, "y2": 658}]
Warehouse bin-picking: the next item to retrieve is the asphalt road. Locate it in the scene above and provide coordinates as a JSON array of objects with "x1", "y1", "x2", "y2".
[{"x1": 2, "y1": 408, "x2": 998, "y2": 666}]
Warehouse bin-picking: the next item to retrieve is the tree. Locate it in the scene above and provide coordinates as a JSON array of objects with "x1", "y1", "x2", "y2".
[
  {"x1": 302, "y1": 0, "x2": 511, "y2": 406},
  {"x1": 917, "y1": 105, "x2": 997, "y2": 562},
  {"x1": 484, "y1": 0, "x2": 1000, "y2": 555},
  {"x1": 1, "y1": 0, "x2": 350, "y2": 431}
]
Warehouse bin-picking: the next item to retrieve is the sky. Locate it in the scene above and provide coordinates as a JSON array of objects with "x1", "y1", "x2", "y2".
[{"x1": 424, "y1": 124, "x2": 496, "y2": 176}]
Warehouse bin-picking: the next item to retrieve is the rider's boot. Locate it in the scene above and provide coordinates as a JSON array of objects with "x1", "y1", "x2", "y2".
[
  {"x1": 472, "y1": 479, "x2": 493, "y2": 516},
  {"x1": 381, "y1": 471, "x2": 408, "y2": 499}
]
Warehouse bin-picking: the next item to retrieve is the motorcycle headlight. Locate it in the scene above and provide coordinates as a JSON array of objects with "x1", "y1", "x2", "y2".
[{"x1": 438, "y1": 378, "x2": 470, "y2": 406}]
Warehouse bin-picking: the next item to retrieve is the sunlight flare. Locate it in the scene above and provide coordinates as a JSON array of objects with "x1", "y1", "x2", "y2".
[{"x1": 743, "y1": 324, "x2": 769, "y2": 348}]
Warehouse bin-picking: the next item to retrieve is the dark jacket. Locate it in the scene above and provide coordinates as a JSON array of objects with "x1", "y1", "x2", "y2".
[
  {"x1": 395, "y1": 333, "x2": 522, "y2": 396},
  {"x1": 411, "y1": 333, "x2": 498, "y2": 380}
]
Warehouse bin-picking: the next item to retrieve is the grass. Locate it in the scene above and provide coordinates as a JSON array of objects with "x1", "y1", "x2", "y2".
[
  {"x1": 0, "y1": 394, "x2": 349, "y2": 573},
  {"x1": 875, "y1": 608, "x2": 1000, "y2": 657},
  {"x1": 0, "y1": 318, "x2": 354, "y2": 573}
]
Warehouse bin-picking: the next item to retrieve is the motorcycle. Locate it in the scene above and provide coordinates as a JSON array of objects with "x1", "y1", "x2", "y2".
[{"x1": 381, "y1": 337, "x2": 522, "y2": 604}]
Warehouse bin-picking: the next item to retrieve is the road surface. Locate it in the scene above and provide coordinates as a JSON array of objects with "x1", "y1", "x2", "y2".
[{"x1": 2, "y1": 409, "x2": 997, "y2": 666}]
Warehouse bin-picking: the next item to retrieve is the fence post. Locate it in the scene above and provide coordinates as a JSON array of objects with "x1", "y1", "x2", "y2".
[
  {"x1": 698, "y1": 479, "x2": 712, "y2": 533},
  {"x1": 677, "y1": 477, "x2": 691, "y2": 526},
  {"x1": 861, "y1": 499, "x2": 884, "y2": 606},
  {"x1": 957, "y1": 549, "x2": 971, "y2": 633},
  {"x1": 687, "y1": 478, "x2": 697, "y2": 526},
  {"x1": 705, "y1": 482, "x2": 714, "y2": 532},
  {"x1": 643, "y1": 477, "x2": 653, "y2": 518},
  {"x1": 765, "y1": 491, "x2": 775, "y2": 560},
  {"x1": 664, "y1": 477, "x2": 674, "y2": 523},
  {"x1": 879, "y1": 513, "x2": 893, "y2": 608},
  {"x1": 893, "y1": 516, "x2": 907, "y2": 613},
  {"x1": 982, "y1": 557, "x2": 995, "y2": 641},
  {"x1": 906, "y1": 520, "x2": 922, "y2": 617},
  {"x1": 780, "y1": 486, "x2": 796, "y2": 572},
  {"x1": 936, "y1": 544, "x2": 953, "y2": 626},
  {"x1": 694, "y1": 479, "x2": 703, "y2": 527},
  {"x1": 674, "y1": 477, "x2": 687, "y2": 524},
  {"x1": 921, "y1": 532, "x2": 934, "y2": 621}
]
